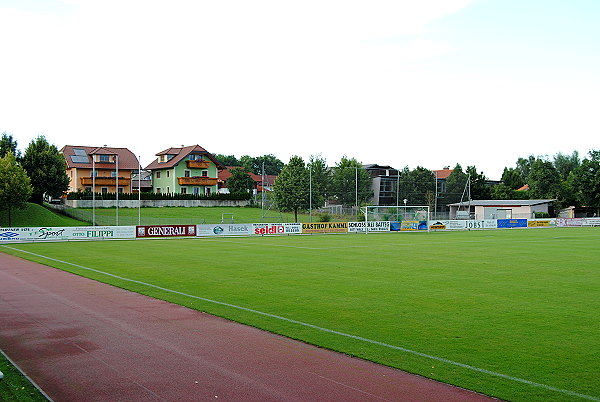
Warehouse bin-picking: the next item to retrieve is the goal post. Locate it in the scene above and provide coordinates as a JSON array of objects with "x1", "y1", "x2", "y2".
[{"x1": 360, "y1": 205, "x2": 430, "y2": 233}]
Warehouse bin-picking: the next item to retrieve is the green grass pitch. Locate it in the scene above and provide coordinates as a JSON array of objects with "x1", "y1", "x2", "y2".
[{"x1": 2, "y1": 228, "x2": 600, "y2": 401}]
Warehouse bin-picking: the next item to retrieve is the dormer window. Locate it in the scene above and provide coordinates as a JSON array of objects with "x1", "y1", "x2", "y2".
[{"x1": 98, "y1": 155, "x2": 110, "y2": 162}]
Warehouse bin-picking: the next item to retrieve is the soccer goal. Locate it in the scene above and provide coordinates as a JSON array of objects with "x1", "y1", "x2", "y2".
[{"x1": 360, "y1": 205, "x2": 430, "y2": 233}]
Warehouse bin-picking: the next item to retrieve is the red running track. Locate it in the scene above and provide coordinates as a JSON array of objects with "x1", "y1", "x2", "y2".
[{"x1": 0, "y1": 252, "x2": 495, "y2": 401}]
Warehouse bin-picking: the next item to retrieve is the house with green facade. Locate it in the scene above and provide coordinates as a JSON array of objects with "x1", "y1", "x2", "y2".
[{"x1": 145, "y1": 145, "x2": 225, "y2": 195}]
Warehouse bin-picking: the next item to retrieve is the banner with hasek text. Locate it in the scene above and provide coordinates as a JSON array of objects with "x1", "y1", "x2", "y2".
[
  {"x1": 197, "y1": 224, "x2": 254, "y2": 236},
  {"x1": 0, "y1": 226, "x2": 136, "y2": 242}
]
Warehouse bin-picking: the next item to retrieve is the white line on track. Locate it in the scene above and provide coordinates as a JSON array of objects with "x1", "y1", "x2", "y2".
[{"x1": 2, "y1": 245, "x2": 598, "y2": 401}]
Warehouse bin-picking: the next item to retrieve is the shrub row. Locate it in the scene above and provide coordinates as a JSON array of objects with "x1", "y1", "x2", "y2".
[{"x1": 66, "y1": 191, "x2": 252, "y2": 201}]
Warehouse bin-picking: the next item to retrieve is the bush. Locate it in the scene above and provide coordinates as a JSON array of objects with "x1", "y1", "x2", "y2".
[{"x1": 67, "y1": 191, "x2": 252, "y2": 201}]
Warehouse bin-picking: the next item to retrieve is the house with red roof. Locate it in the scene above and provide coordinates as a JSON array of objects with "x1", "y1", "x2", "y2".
[
  {"x1": 145, "y1": 145, "x2": 224, "y2": 195},
  {"x1": 60, "y1": 145, "x2": 140, "y2": 194}
]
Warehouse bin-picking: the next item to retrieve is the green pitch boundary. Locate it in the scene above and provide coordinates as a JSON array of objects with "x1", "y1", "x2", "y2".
[{"x1": 2, "y1": 244, "x2": 598, "y2": 402}]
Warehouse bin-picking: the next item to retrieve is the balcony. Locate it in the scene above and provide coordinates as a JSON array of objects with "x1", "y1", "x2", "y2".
[
  {"x1": 81, "y1": 177, "x2": 131, "y2": 186},
  {"x1": 178, "y1": 177, "x2": 218, "y2": 186},
  {"x1": 186, "y1": 160, "x2": 210, "y2": 169}
]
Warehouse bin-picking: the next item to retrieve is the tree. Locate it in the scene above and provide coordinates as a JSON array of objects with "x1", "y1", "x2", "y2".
[
  {"x1": 226, "y1": 167, "x2": 255, "y2": 194},
  {"x1": 466, "y1": 165, "x2": 491, "y2": 200},
  {"x1": 307, "y1": 154, "x2": 329, "y2": 209},
  {"x1": 445, "y1": 164, "x2": 468, "y2": 204},
  {"x1": 253, "y1": 154, "x2": 284, "y2": 175},
  {"x1": 330, "y1": 156, "x2": 372, "y2": 207},
  {"x1": 21, "y1": 135, "x2": 70, "y2": 204},
  {"x1": 501, "y1": 167, "x2": 524, "y2": 190},
  {"x1": 273, "y1": 156, "x2": 309, "y2": 222},
  {"x1": 399, "y1": 166, "x2": 435, "y2": 206},
  {"x1": 0, "y1": 132, "x2": 19, "y2": 158},
  {"x1": 527, "y1": 158, "x2": 561, "y2": 199},
  {"x1": 553, "y1": 151, "x2": 580, "y2": 182},
  {"x1": 0, "y1": 152, "x2": 33, "y2": 226},
  {"x1": 515, "y1": 155, "x2": 536, "y2": 183},
  {"x1": 213, "y1": 154, "x2": 240, "y2": 167},
  {"x1": 569, "y1": 150, "x2": 600, "y2": 212}
]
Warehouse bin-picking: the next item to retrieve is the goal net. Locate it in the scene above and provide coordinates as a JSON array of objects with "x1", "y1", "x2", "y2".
[{"x1": 360, "y1": 205, "x2": 430, "y2": 232}]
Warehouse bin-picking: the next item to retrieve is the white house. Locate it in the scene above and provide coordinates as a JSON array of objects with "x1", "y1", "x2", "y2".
[{"x1": 449, "y1": 200, "x2": 555, "y2": 220}]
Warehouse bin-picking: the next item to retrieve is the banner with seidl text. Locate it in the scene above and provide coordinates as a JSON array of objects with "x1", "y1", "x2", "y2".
[
  {"x1": 0, "y1": 226, "x2": 136, "y2": 242},
  {"x1": 252, "y1": 223, "x2": 302, "y2": 235}
]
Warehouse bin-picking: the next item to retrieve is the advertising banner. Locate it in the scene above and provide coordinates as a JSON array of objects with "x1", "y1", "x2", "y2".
[
  {"x1": 136, "y1": 225, "x2": 196, "y2": 238},
  {"x1": 389, "y1": 221, "x2": 428, "y2": 231},
  {"x1": 197, "y1": 224, "x2": 253, "y2": 237},
  {"x1": 348, "y1": 221, "x2": 390, "y2": 233},
  {"x1": 584, "y1": 218, "x2": 600, "y2": 226},
  {"x1": 528, "y1": 220, "x2": 552, "y2": 227},
  {"x1": 302, "y1": 222, "x2": 348, "y2": 234},
  {"x1": 0, "y1": 226, "x2": 136, "y2": 242},
  {"x1": 252, "y1": 223, "x2": 302, "y2": 235},
  {"x1": 557, "y1": 218, "x2": 600, "y2": 227},
  {"x1": 497, "y1": 219, "x2": 528, "y2": 228}
]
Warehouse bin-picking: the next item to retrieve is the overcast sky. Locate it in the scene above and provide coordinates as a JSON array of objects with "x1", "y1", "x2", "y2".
[{"x1": 1, "y1": 0, "x2": 599, "y2": 179}]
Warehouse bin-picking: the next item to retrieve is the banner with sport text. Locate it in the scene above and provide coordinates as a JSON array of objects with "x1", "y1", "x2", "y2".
[{"x1": 0, "y1": 226, "x2": 136, "y2": 242}]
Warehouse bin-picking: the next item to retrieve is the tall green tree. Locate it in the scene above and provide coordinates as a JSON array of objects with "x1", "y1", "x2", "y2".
[
  {"x1": 273, "y1": 156, "x2": 309, "y2": 222},
  {"x1": 330, "y1": 156, "x2": 372, "y2": 207},
  {"x1": 226, "y1": 167, "x2": 255, "y2": 194},
  {"x1": 253, "y1": 154, "x2": 285, "y2": 175},
  {"x1": 399, "y1": 166, "x2": 435, "y2": 206},
  {"x1": 515, "y1": 155, "x2": 537, "y2": 183},
  {"x1": 569, "y1": 150, "x2": 600, "y2": 212},
  {"x1": 445, "y1": 164, "x2": 468, "y2": 204},
  {"x1": 553, "y1": 151, "x2": 580, "y2": 182},
  {"x1": 466, "y1": 165, "x2": 491, "y2": 200},
  {"x1": 0, "y1": 152, "x2": 33, "y2": 226},
  {"x1": 0, "y1": 132, "x2": 19, "y2": 158},
  {"x1": 21, "y1": 135, "x2": 70, "y2": 204},
  {"x1": 213, "y1": 154, "x2": 240, "y2": 167},
  {"x1": 501, "y1": 167, "x2": 524, "y2": 190},
  {"x1": 527, "y1": 159, "x2": 561, "y2": 199},
  {"x1": 307, "y1": 154, "x2": 329, "y2": 209}
]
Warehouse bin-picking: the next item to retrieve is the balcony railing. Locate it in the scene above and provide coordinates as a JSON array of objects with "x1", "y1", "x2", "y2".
[
  {"x1": 177, "y1": 177, "x2": 218, "y2": 186},
  {"x1": 81, "y1": 177, "x2": 131, "y2": 186},
  {"x1": 186, "y1": 160, "x2": 210, "y2": 169}
]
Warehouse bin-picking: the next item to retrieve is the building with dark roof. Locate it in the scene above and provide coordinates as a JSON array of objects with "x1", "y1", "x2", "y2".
[
  {"x1": 145, "y1": 145, "x2": 224, "y2": 195},
  {"x1": 60, "y1": 145, "x2": 140, "y2": 193}
]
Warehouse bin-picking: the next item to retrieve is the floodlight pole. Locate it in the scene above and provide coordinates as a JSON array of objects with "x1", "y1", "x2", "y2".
[
  {"x1": 309, "y1": 164, "x2": 312, "y2": 222},
  {"x1": 115, "y1": 153, "x2": 119, "y2": 226},
  {"x1": 138, "y1": 155, "x2": 141, "y2": 226},
  {"x1": 355, "y1": 167, "x2": 358, "y2": 217},
  {"x1": 92, "y1": 157, "x2": 96, "y2": 226}
]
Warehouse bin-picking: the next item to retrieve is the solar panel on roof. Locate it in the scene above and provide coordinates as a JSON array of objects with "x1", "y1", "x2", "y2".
[
  {"x1": 73, "y1": 148, "x2": 87, "y2": 156},
  {"x1": 71, "y1": 155, "x2": 89, "y2": 163}
]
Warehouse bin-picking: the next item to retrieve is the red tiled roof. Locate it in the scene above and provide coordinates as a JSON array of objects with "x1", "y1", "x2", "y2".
[
  {"x1": 433, "y1": 168, "x2": 453, "y2": 179},
  {"x1": 218, "y1": 167, "x2": 277, "y2": 189},
  {"x1": 60, "y1": 145, "x2": 140, "y2": 170},
  {"x1": 517, "y1": 184, "x2": 530, "y2": 191},
  {"x1": 145, "y1": 145, "x2": 224, "y2": 170}
]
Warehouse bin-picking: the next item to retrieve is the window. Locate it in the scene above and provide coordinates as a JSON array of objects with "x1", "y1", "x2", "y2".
[
  {"x1": 101, "y1": 187, "x2": 108, "y2": 194},
  {"x1": 184, "y1": 170, "x2": 191, "y2": 177},
  {"x1": 118, "y1": 187, "x2": 124, "y2": 193},
  {"x1": 111, "y1": 171, "x2": 117, "y2": 178},
  {"x1": 156, "y1": 171, "x2": 161, "y2": 179},
  {"x1": 181, "y1": 187, "x2": 187, "y2": 194},
  {"x1": 166, "y1": 186, "x2": 170, "y2": 193},
  {"x1": 156, "y1": 188, "x2": 161, "y2": 193},
  {"x1": 99, "y1": 155, "x2": 110, "y2": 162},
  {"x1": 205, "y1": 187, "x2": 211, "y2": 195},
  {"x1": 193, "y1": 187, "x2": 199, "y2": 195},
  {"x1": 201, "y1": 170, "x2": 208, "y2": 177},
  {"x1": 166, "y1": 170, "x2": 170, "y2": 178}
]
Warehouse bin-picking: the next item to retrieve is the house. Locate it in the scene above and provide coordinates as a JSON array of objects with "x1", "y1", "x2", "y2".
[
  {"x1": 145, "y1": 145, "x2": 225, "y2": 195},
  {"x1": 448, "y1": 199, "x2": 555, "y2": 220},
  {"x1": 131, "y1": 170, "x2": 153, "y2": 193},
  {"x1": 61, "y1": 145, "x2": 140, "y2": 194},
  {"x1": 363, "y1": 164, "x2": 402, "y2": 206},
  {"x1": 217, "y1": 167, "x2": 277, "y2": 195}
]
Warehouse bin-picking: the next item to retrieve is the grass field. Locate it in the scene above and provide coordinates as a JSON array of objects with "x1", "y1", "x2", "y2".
[
  {"x1": 0, "y1": 351, "x2": 47, "y2": 402},
  {"x1": 62, "y1": 206, "x2": 334, "y2": 226},
  {"x1": 2, "y1": 228, "x2": 600, "y2": 401},
  {"x1": 0, "y1": 203, "x2": 86, "y2": 228}
]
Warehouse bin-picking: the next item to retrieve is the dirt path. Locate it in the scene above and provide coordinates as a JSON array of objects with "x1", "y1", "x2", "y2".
[{"x1": 0, "y1": 252, "x2": 494, "y2": 401}]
